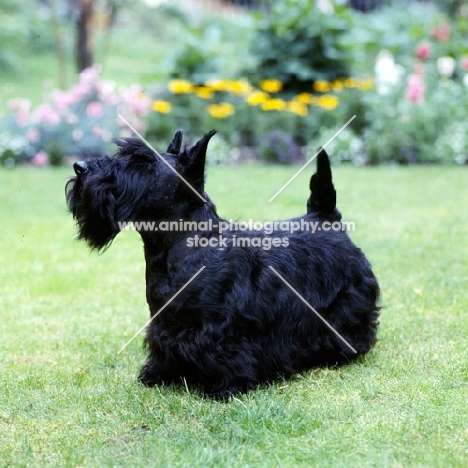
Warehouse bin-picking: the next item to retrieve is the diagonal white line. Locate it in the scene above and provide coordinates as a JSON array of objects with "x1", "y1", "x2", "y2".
[
  {"x1": 268, "y1": 115, "x2": 356, "y2": 203},
  {"x1": 118, "y1": 114, "x2": 207, "y2": 203},
  {"x1": 268, "y1": 266, "x2": 357, "y2": 354},
  {"x1": 117, "y1": 266, "x2": 206, "y2": 354}
]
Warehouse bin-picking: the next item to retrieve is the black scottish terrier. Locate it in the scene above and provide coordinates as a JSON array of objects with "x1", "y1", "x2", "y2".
[{"x1": 66, "y1": 130, "x2": 380, "y2": 399}]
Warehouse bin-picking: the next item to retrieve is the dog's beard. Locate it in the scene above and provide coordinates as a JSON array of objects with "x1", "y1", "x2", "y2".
[{"x1": 66, "y1": 177, "x2": 119, "y2": 251}]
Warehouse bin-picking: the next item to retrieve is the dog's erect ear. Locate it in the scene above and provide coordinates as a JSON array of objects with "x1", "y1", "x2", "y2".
[
  {"x1": 185, "y1": 130, "x2": 217, "y2": 183},
  {"x1": 307, "y1": 147, "x2": 341, "y2": 220},
  {"x1": 166, "y1": 130, "x2": 184, "y2": 154}
]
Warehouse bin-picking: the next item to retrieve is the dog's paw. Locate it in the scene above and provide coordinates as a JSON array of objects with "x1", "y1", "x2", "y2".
[
  {"x1": 203, "y1": 380, "x2": 256, "y2": 400},
  {"x1": 203, "y1": 387, "x2": 235, "y2": 401},
  {"x1": 138, "y1": 366, "x2": 162, "y2": 387}
]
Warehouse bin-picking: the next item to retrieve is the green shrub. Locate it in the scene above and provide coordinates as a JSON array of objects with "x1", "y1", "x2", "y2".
[{"x1": 247, "y1": 0, "x2": 351, "y2": 94}]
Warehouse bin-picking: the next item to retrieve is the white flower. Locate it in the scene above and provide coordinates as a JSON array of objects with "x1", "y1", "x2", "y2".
[
  {"x1": 437, "y1": 57, "x2": 456, "y2": 77},
  {"x1": 374, "y1": 50, "x2": 404, "y2": 95}
]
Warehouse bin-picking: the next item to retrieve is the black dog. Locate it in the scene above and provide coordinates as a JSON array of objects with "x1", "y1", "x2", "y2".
[{"x1": 66, "y1": 130, "x2": 379, "y2": 399}]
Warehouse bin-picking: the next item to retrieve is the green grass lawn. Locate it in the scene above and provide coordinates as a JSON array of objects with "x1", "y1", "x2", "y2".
[{"x1": 1, "y1": 163, "x2": 467, "y2": 467}]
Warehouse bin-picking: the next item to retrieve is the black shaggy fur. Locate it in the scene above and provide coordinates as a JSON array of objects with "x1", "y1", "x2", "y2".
[{"x1": 66, "y1": 130, "x2": 380, "y2": 399}]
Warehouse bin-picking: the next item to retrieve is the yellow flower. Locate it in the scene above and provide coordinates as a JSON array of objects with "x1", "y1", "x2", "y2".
[
  {"x1": 246, "y1": 90, "x2": 270, "y2": 106},
  {"x1": 261, "y1": 98, "x2": 287, "y2": 111},
  {"x1": 317, "y1": 94, "x2": 340, "y2": 110},
  {"x1": 357, "y1": 78, "x2": 374, "y2": 90},
  {"x1": 226, "y1": 80, "x2": 253, "y2": 95},
  {"x1": 168, "y1": 79, "x2": 194, "y2": 94},
  {"x1": 343, "y1": 77, "x2": 359, "y2": 88},
  {"x1": 194, "y1": 87, "x2": 214, "y2": 99},
  {"x1": 151, "y1": 100, "x2": 172, "y2": 114},
  {"x1": 205, "y1": 79, "x2": 228, "y2": 91},
  {"x1": 331, "y1": 80, "x2": 344, "y2": 92},
  {"x1": 293, "y1": 92, "x2": 315, "y2": 104},
  {"x1": 313, "y1": 80, "x2": 331, "y2": 92},
  {"x1": 287, "y1": 101, "x2": 308, "y2": 117},
  {"x1": 259, "y1": 79, "x2": 283, "y2": 93},
  {"x1": 207, "y1": 102, "x2": 235, "y2": 119}
]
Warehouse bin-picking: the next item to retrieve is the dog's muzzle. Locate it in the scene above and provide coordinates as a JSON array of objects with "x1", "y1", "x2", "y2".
[{"x1": 73, "y1": 161, "x2": 88, "y2": 175}]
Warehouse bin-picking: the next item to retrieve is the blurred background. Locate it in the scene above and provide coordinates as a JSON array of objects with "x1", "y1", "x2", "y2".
[{"x1": 1, "y1": 0, "x2": 468, "y2": 167}]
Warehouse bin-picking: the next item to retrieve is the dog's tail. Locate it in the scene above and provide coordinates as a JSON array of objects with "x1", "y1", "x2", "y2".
[{"x1": 307, "y1": 148, "x2": 341, "y2": 220}]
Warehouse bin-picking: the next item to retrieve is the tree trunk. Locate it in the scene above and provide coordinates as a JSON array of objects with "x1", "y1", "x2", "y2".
[{"x1": 76, "y1": 0, "x2": 94, "y2": 72}]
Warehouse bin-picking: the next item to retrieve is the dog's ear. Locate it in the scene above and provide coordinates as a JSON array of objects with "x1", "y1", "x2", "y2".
[
  {"x1": 185, "y1": 130, "x2": 217, "y2": 183},
  {"x1": 166, "y1": 130, "x2": 184, "y2": 154},
  {"x1": 307, "y1": 147, "x2": 341, "y2": 220}
]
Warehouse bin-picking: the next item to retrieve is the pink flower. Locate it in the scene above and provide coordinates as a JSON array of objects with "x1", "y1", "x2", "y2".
[
  {"x1": 406, "y1": 71, "x2": 425, "y2": 103},
  {"x1": 92, "y1": 125, "x2": 112, "y2": 142},
  {"x1": 15, "y1": 112, "x2": 30, "y2": 126},
  {"x1": 31, "y1": 151, "x2": 49, "y2": 166},
  {"x1": 431, "y1": 23, "x2": 451, "y2": 43},
  {"x1": 123, "y1": 85, "x2": 151, "y2": 116},
  {"x1": 98, "y1": 81, "x2": 118, "y2": 105},
  {"x1": 9, "y1": 99, "x2": 31, "y2": 126},
  {"x1": 27, "y1": 129, "x2": 40, "y2": 143},
  {"x1": 119, "y1": 128, "x2": 133, "y2": 138},
  {"x1": 8, "y1": 98, "x2": 31, "y2": 114},
  {"x1": 415, "y1": 42, "x2": 432, "y2": 60},
  {"x1": 131, "y1": 96, "x2": 151, "y2": 115},
  {"x1": 66, "y1": 113, "x2": 78, "y2": 125},
  {"x1": 79, "y1": 64, "x2": 102, "y2": 86},
  {"x1": 92, "y1": 125, "x2": 104, "y2": 137},
  {"x1": 461, "y1": 56, "x2": 468, "y2": 72},
  {"x1": 86, "y1": 101, "x2": 103, "y2": 118},
  {"x1": 69, "y1": 82, "x2": 90, "y2": 101},
  {"x1": 52, "y1": 90, "x2": 77, "y2": 112},
  {"x1": 72, "y1": 129, "x2": 83, "y2": 141},
  {"x1": 34, "y1": 104, "x2": 61, "y2": 126}
]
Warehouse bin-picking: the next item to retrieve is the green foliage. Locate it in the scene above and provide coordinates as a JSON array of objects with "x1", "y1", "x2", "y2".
[
  {"x1": 248, "y1": 0, "x2": 351, "y2": 93},
  {"x1": 437, "y1": 0, "x2": 468, "y2": 17},
  {"x1": 169, "y1": 27, "x2": 222, "y2": 84},
  {"x1": 0, "y1": 0, "x2": 55, "y2": 72},
  {"x1": 343, "y1": 1, "x2": 443, "y2": 72},
  {"x1": 164, "y1": 8, "x2": 255, "y2": 84}
]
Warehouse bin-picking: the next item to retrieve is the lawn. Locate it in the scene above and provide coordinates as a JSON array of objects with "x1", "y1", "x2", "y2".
[{"x1": 0, "y1": 162, "x2": 467, "y2": 467}]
